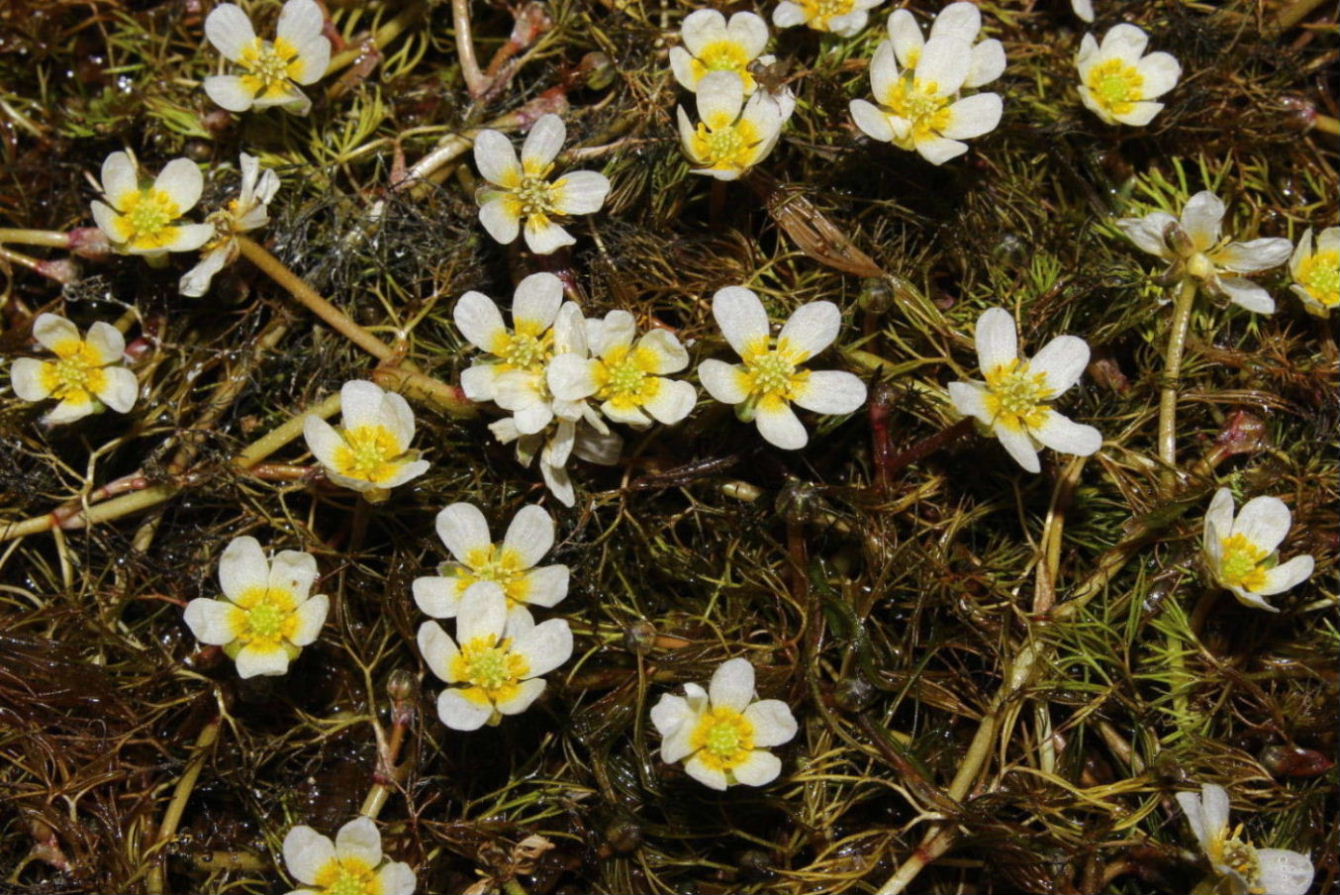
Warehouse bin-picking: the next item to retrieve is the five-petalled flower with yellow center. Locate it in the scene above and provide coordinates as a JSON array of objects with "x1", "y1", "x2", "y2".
[
  {"x1": 1202, "y1": 488, "x2": 1314, "y2": 613},
  {"x1": 283, "y1": 816, "x2": 416, "y2": 895},
  {"x1": 413, "y1": 502, "x2": 569, "y2": 623},
  {"x1": 677, "y1": 71, "x2": 794, "y2": 181},
  {"x1": 303, "y1": 380, "x2": 430, "y2": 495},
  {"x1": 1075, "y1": 24, "x2": 1180, "y2": 126},
  {"x1": 650, "y1": 657, "x2": 798, "y2": 790},
  {"x1": 473, "y1": 114, "x2": 611, "y2": 255},
  {"x1": 1176, "y1": 783, "x2": 1314, "y2": 895},
  {"x1": 183, "y1": 536, "x2": 329, "y2": 679},
  {"x1": 90, "y1": 151, "x2": 213, "y2": 259},
  {"x1": 10, "y1": 313, "x2": 139, "y2": 426},
  {"x1": 1288, "y1": 226, "x2": 1339, "y2": 317},
  {"x1": 698, "y1": 286, "x2": 867, "y2": 450},
  {"x1": 204, "y1": 0, "x2": 331, "y2": 116},
  {"x1": 671, "y1": 10, "x2": 773, "y2": 94},
  {"x1": 418, "y1": 585, "x2": 574, "y2": 731},
  {"x1": 948, "y1": 307, "x2": 1102, "y2": 473},
  {"x1": 772, "y1": 0, "x2": 886, "y2": 37},
  {"x1": 180, "y1": 153, "x2": 281, "y2": 297}
]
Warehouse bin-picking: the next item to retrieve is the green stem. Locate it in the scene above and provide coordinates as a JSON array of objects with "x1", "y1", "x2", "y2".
[
  {"x1": 1158, "y1": 278, "x2": 1198, "y2": 486},
  {"x1": 0, "y1": 227, "x2": 71, "y2": 247},
  {"x1": 146, "y1": 719, "x2": 220, "y2": 894},
  {"x1": 1276, "y1": 0, "x2": 1328, "y2": 29}
]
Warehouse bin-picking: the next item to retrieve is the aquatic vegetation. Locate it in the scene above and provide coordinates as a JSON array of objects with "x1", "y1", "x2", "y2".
[
  {"x1": 1203, "y1": 489, "x2": 1315, "y2": 613},
  {"x1": 282, "y1": 817, "x2": 415, "y2": 895},
  {"x1": 9, "y1": 313, "x2": 138, "y2": 425}
]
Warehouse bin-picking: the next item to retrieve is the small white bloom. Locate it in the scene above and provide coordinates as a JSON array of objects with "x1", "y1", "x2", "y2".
[
  {"x1": 417, "y1": 585, "x2": 573, "y2": 731},
  {"x1": 1288, "y1": 226, "x2": 1339, "y2": 317},
  {"x1": 677, "y1": 71, "x2": 794, "y2": 181},
  {"x1": 1075, "y1": 24, "x2": 1180, "y2": 126},
  {"x1": 947, "y1": 307, "x2": 1102, "y2": 474},
  {"x1": 1117, "y1": 190, "x2": 1293, "y2": 314},
  {"x1": 548, "y1": 310, "x2": 697, "y2": 429},
  {"x1": 90, "y1": 151, "x2": 214, "y2": 258},
  {"x1": 412, "y1": 502, "x2": 569, "y2": 622},
  {"x1": 650, "y1": 657, "x2": 798, "y2": 791},
  {"x1": 282, "y1": 816, "x2": 416, "y2": 895},
  {"x1": 204, "y1": 0, "x2": 331, "y2": 116},
  {"x1": 1176, "y1": 783, "x2": 1314, "y2": 895},
  {"x1": 182, "y1": 536, "x2": 329, "y2": 679},
  {"x1": 698, "y1": 286, "x2": 867, "y2": 450},
  {"x1": 671, "y1": 10, "x2": 773, "y2": 94},
  {"x1": 473, "y1": 114, "x2": 611, "y2": 255},
  {"x1": 884, "y1": 3, "x2": 1006, "y2": 89},
  {"x1": 1071, "y1": 0, "x2": 1095, "y2": 22},
  {"x1": 10, "y1": 313, "x2": 138, "y2": 425},
  {"x1": 772, "y1": 0, "x2": 885, "y2": 37},
  {"x1": 302, "y1": 380, "x2": 430, "y2": 494},
  {"x1": 180, "y1": 153, "x2": 281, "y2": 297},
  {"x1": 1202, "y1": 489, "x2": 1315, "y2": 613}
]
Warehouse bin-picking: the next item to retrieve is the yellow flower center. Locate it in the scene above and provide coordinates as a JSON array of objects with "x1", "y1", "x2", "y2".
[
  {"x1": 1209, "y1": 829, "x2": 1263, "y2": 893},
  {"x1": 983, "y1": 359, "x2": 1054, "y2": 432},
  {"x1": 690, "y1": 706, "x2": 756, "y2": 772},
  {"x1": 40, "y1": 340, "x2": 108, "y2": 404},
  {"x1": 332, "y1": 424, "x2": 404, "y2": 484},
  {"x1": 451, "y1": 635, "x2": 530, "y2": 706},
  {"x1": 313, "y1": 856, "x2": 384, "y2": 895},
  {"x1": 1218, "y1": 533, "x2": 1269, "y2": 592},
  {"x1": 1087, "y1": 59, "x2": 1144, "y2": 116},
  {"x1": 798, "y1": 0, "x2": 856, "y2": 27},
  {"x1": 1298, "y1": 250, "x2": 1339, "y2": 308},
  {"x1": 458, "y1": 545, "x2": 531, "y2": 606},
  {"x1": 115, "y1": 188, "x2": 183, "y2": 250},
  {"x1": 882, "y1": 77, "x2": 953, "y2": 145},
  {"x1": 232, "y1": 585, "x2": 299, "y2": 651},
  {"x1": 691, "y1": 41, "x2": 755, "y2": 90},
  {"x1": 512, "y1": 174, "x2": 561, "y2": 219},
  {"x1": 493, "y1": 324, "x2": 554, "y2": 372},
  {"x1": 691, "y1": 119, "x2": 763, "y2": 172},
  {"x1": 594, "y1": 344, "x2": 662, "y2": 410},
  {"x1": 743, "y1": 348, "x2": 804, "y2": 398},
  {"x1": 239, "y1": 36, "x2": 304, "y2": 99}
]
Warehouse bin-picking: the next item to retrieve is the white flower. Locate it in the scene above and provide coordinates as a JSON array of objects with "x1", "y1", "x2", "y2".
[
  {"x1": 677, "y1": 71, "x2": 794, "y2": 181},
  {"x1": 772, "y1": 0, "x2": 885, "y2": 37},
  {"x1": 10, "y1": 313, "x2": 138, "y2": 425},
  {"x1": 204, "y1": 0, "x2": 331, "y2": 116},
  {"x1": 1117, "y1": 191, "x2": 1293, "y2": 314},
  {"x1": 1071, "y1": 0, "x2": 1095, "y2": 22},
  {"x1": 417, "y1": 585, "x2": 573, "y2": 731},
  {"x1": 884, "y1": 3, "x2": 1006, "y2": 89},
  {"x1": 671, "y1": 10, "x2": 773, "y2": 94},
  {"x1": 548, "y1": 310, "x2": 697, "y2": 429},
  {"x1": 650, "y1": 658, "x2": 798, "y2": 791},
  {"x1": 473, "y1": 114, "x2": 611, "y2": 255},
  {"x1": 1176, "y1": 783, "x2": 1314, "y2": 895},
  {"x1": 1288, "y1": 226, "x2": 1339, "y2": 316},
  {"x1": 282, "y1": 816, "x2": 416, "y2": 895},
  {"x1": 849, "y1": 35, "x2": 1003, "y2": 165},
  {"x1": 182, "y1": 536, "x2": 329, "y2": 679},
  {"x1": 90, "y1": 151, "x2": 213, "y2": 257},
  {"x1": 180, "y1": 153, "x2": 281, "y2": 297},
  {"x1": 412, "y1": 503, "x2": 569, "y2": 622},
  {"x1": 1203, "y1": 489, "x2": 1315, "y2": 613},
  {"x1": 302, "y1": 380, "x2": 430, "y2": 494},
  {"x1": 1075, "y1": 24, "x2": 1180, "y2": 126},
  {"x1": 455, "y1": 272, "x2": 564, "y2": 409},
  {"x1": 698, "y1": 287, "x2": 867, "y2": 450},
  {"x1": 947, "y1": 307, "x2": 1102, "y2": 474}
]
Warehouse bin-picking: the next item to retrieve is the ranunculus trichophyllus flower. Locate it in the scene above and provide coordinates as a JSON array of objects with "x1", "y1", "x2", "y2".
[
  {"x1": 947, "y1": 307, "x2": 1102, "y2": 473},
  {"x1": 473, "y1": 114, "x2": 611, "y2": 255},
  {"x1": 1075, "y1": 23, "x2": 1180, "y2": 126},
  {"x1": 671, "y1": 9, "x2": 773, "y2": 95},
  {"x1": 1288, "y1": 226, "x2": 1339, "y2": 317},
  {"x1": 183, "y1": 536, "x2": 329, "y2": 679},
  {"x1": 282, "y1": 816, "x2": 416, "y2": 895},
  {"x1": 90, "y1": 151, "x2": 213, "y2": 258},
  {"x1": 1117, "y1": 190, "x2": 1293, "y2": 314},
  {"x1": 303, "y1": 380, "x2": 429, "y2": 494},
  {"x1": 885, "y1": 2, "x2": 1006, "y2": 90},
  {"x1": 204, "y1": 0, "x2": 331, "y2": 115},
  {"x1": 417, "y1": 585, "x2": 573, "y2": 730},
  {"x1": 650, "y1": 657, "x2": 798, "y2": 791},
  {"x1": 1176, "y1": 783, "x2": 1313, "y2": 895},
  {"x1": 180, "y1": 152, "x2": 280, "y2": 297},
  {"x1": 10, "y1": 313, "x2": 138, "y2": 425},
  {"x1": 1202, "y1": 488, "x2": 1315, "y2": 613},
  {"x1": 677, "y1": 71, "x2": 794, "y2": 181},
  {"x1": 772, "y1": 0, "x2": 885, "y2": 37},
  {"x1": 698, "y1": 286, "x2": 867, "y2": 450}
]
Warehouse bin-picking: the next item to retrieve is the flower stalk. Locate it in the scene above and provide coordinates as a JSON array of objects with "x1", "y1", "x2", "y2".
[{"x1": 1157, "y1": 276, "x2": 1198, "y2": 485}]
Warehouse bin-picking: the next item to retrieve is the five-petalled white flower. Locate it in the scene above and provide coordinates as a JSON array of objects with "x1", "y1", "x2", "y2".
[
  {"x1": 1176, "y1": 783, "x2": 1314, "y2": 895},
  {"x1": 1203, "y1": 488, "x2": 1315, "y2": 613},
  {"x1": 677, "y1": 71, "x2": 794, "y2": 181},
  {"x1": 698, "y1": 286, "x2": 867, "y2": 450},
  {"x1": 473, "y1": 114, "x2": 611, "y2": 255},
  {"x1": 650, "y1": 657, "x2": 798, "y2": 791},
  {"x1": 885, "y1": 3, "x2": 1006, "y2": 90},
  {"x1": 303, "y1": 380, "x2": 430, "y2": 494},
  {"x1": 10, "y1": 313, "x2": 138, "y2": 425},
  {"x1": 1118, "y1": 190, "x2": 1293, "y2": 314},
  {"x1": 772, "y1": 0, "x2": 886, "y2": 37},
  {"x1": 671, "y1": 10, "x2": 773, "y2": 94},
  {"x1": 90, "y1": 151, "x2": 213, "y2": 258},
  {"x1": 1288, "y1": 226, "x2": 1339, "y2": 317},
  {"x1": 183, "y1": 536, "x2": 329, "y2": 679},
  {"x1": 1075, "y1": 24, "x2": 1180, "y2": 126},
  {"x1": 283, "y1": 816, "x2": 416, "y2": 895},
  {"x1": 413, "y1": 502, "x2": 569, "y2": 622},
  {"x1": 180, "y1": 152, "x2": 280, "y2": 297},
  {"x1": 204, "y1": 0, "x2": 331, "y2": 116},
  {"x1": 948, "y1": 307, "x2": 1102, "y2": 473},
  {"x1": 418, "y1": 585, "x2": 573, "y2": 731}
]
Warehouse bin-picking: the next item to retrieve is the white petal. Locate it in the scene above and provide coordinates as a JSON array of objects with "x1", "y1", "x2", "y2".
[
  {"x1": 572, "y1": 425, "x2": 623, "y2": 465},
  {"x1": 1112, "y1": 100, "x2": 1164, "y2": 127},
  {"x1": 713, "y1": 286, "x2": 770, "y2": 358},
  {"x1": 994, "y1": 423, "x2": 1041, "y2": 473},
  {"x1": 870, "y1": 40, "x2": 901, "y2": 102},
  {"x1": 289, "y1": 594, "x2": 328, "y2": 646},
  {"x1": 1232, "y1": 496, "x2": 1292, "y2": 554},
  {"x1": 520, "y1": 565, "x2": 569, "y2": 608},
  {"x1": 32, "y1": 313, "x2": 80, "y2": 352},
  {"x1": 974, "y1": 307, "x2": 1018, "y2": 374},
  {"x1": 1229, "y1": 588, "x2": 1280, "y2": 612},
  {"x1": 1213, "y1": 238, "x2": 1292, "y2": 274},
  {"x1": 547, "y1": 354, "x2": 599, "y2": 401},
  {"x1": 502, "y1": 504, "x2": 554, "y2": 569},
  {"x1": 218, "y1": 535, "x2": 268, "y2": 603},
  {"x1": 157, "y1": 223, "x2": 215, "y2": 254},
  {"x1": 1031, "y1": 412, "x2": 1102, "y2": 457},
  {"x1": 456, "y1": 583, "x2": 508, "y2": 644},
  {"x1": 826, "y1": 10, "x2": 870, "y2": 37},
  {"x1": 416, "y1": 620, "x2": 460, "y2": 683},
  {"x1": 778, "y1": 301, "x2": 840, "y2": 361},
  {"x1": 1135, "y1": 51, "x2": 1181, "y2": 99},
  {"x1": 851, "y1": 99, "x2": 895, "y2": 142},
  {"x1": 94, "y1": 366, "x2": 138, "y2": 414},
  {"x1": 1175, "y1": 791, "x2": 1208, "y2": 849},
  {"x1": 204, "y1": 75, "x2": 257, "y2": 112},
  {"x1": 454, "y1": 292, "x2": 507, "y2": 353},
  {"x1": 337, "y1": 379, "x2": 386, "y2": 431},
  {"x1": 435, "y1": 503, "x2": 493, "y2": 565},
  {"x1": 731, "y1": 749, "x2": 782, "y2": 786},
  {"x1": 930, "y1": 2, "x2": 980, "y2": 42},
  {"x1": 1257, "y1": 555, "x2": 1315, "y2": 596},
  {"x1": 915, "y1": 135, "x2": 969, "y2": 165},
  {"x1": 683, "y1": 754, "x2": 729, "y2": 790},
  {"x1": 1217, "y1": 277, "x2": 1276, "y2": 314},
  {"x1": 948, "y1": 379, "x2": 994, "y2": 425},
  {"x1": 473, "y1": 129, "x2": 521, "y2": 187},
  {"x1": 302, "y1": 415, "x2": 345, "y2": 469},
  {"x1": 670, "y1": 46, "x2": 698, "y2": 91},
  {"x1": 42, "y1": 398, "x2": 96, "y2": 426},
  {"x1": 772, "y1": 2, "x2": 806, "y2": 28},
  {"x1": 412, "y1": 575, "x2": 463, "y2": 619},
  {"x1": 756, "y1": 398, "x2": 807, "y2": 449},
  {"x1": 552, "y1": 170, "x2": 610, "y2": 216},
  {"x1": 276, "y1": 0, "x2": 326, "y2": 45},
  {"x1": 636, "y1": 328, "x2": 689, "y2": 373},
  {"x1": 1100, "y1": 23, "x2": 1149, "y2": 59},
  {"x1": 99, "y1": 152, "x2": 139, "y2": 207},
  {"x1": 495, "y1": 677, "x2": 547, "y2": 716},
  {"x1": 886, "y1": 11, "x2": 923, "y2": 68},
  {"x1": 965, "y1": 39, "x2": 1006, "y2": 88},
  {"x1": 1117, "y1": 212, "x2": 1177, "y2": 257},
  {"x1": 744, "y1": 699, "x2": 798, "y2": 747},
  {"x1": 1071, "y1": 0, "x2": 1094, "y2": 22},
  {"x1": 521, "y1": 114, "x2": 566, "y2": 169},
  {"x1": 523, "y1": 217, "x2": 575, "y2": 255},
  {"x1": 179, "y1": 247, "x2": 231, "y2": 297},
  {"x1": 10, "y1": 358, "x2": 53, "y2": 402},
  {"x1": 478, "y1": 193, "x2": 520, "y2": 245},
  {"x1": 512, "y1": 401, "x2": 555, "y2": 436},
  {"x1": 90, "y1": 200, "x2": 126, "y2": 243},
  {"x1": 915, "y1": 36, "x2": 971, "y2": 96},
  {"x1": 437, "y1": 689, "x2": 493, "y2": 730},
  {"x1": 513, "y1": 272, "x2": 564, "y2": 330},
  {"x1": 709, "y1": 657, "x2": 755, "y2": 711},
  {"x1": 204, "y1": 3, "x2": 256, "y2": 61},
  {"x1": 287, "y1": 33, "x2": 331, "y2": 86},
  {"x1": 1180, "y1": 191, "x2": 1225, "y2": 252},
  {"x1": 695, "y1": 71, "x2": 745, "y2": 125},
  {"x1": 642, "y1": 378, "x2": 697, "y2": 425},
  {"x1": 234, "y1": 643, "x2": 290, "y2": 678},
  {"x1": 681, "y1": 8, "x2": 728, "y2": 53},
  {"x1": 376, "y1": 861, "x2": 418, "y2": 895},
  {"x1": 940, "y1": 93, "x2": 1002, "y2": 140},
  {"x1": 267, "y1": 550, "x2": 317, "y2": 600},
  {"x1": 282, "y1": 825, "x2": 335, "y2": 886},
  {"x1": 792, "y1": 370, "x2": 867, "y2": 415},
  {"x1": 727, "y1": 11, "x2": 770, "y2": 57},
  {"x1": 650, "y1": 692, "x2": 692, "y2": 735},
  {"x1": 1030, "y1": 334, "x2": 1090, "y2": 395},
  {"x1": 1198, "y1": 783, "x2": 1231, "y2": 842},
  {"x1": 1074, "y1": 33, "x2": 1100, "y2": 78},
  {"x1": 153, "y1": 158, "x2": 203, "y2": 212},
  {"x1": 540, "y1": 459, "x2": 575, "y2": 507},
  {"x1": 552, "y1": 301, "x2": 588, "y2": 356},
  {"x1": 512, "y1": 617, "x2": 573, "y2": 677},
  {"x1": 1255, "y1": 849, "x2": 1315, "y2": 895},
  {"x1": 183, "y1": 598, "x2": 242, "y2": 645}
]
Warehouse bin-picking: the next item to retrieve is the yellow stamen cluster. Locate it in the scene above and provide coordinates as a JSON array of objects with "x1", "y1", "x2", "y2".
[
  {"x1": 1298, "y1": 251, "x2": 1339, "y2": 308},
  {"x1": 239, "y1": 36, "x2": 303, "y2": 99},
  {"x1": 332, "y1": 425, "x2": 403, "y2": 484},
  {"x1": 983, "y1": 359, "x2": 1053, "y2": 431},
  {"x1": 1210, "y1": 829, "x2": 1264, "y2": 894},
  {"x1": 692, "y1": 41, "x2": 754, "y2": 88},
  {"x1": 313, "y1": 856, "x2": 383, "y2": 895},
  {"x1": 742, "y1": 341, "x2": 808, "y2": 401},
  {"x1": 232, "y1": 586, "x2": 300, "y2": 652},
  {"x1": 40, "y1": 340, "x2": 108, "y2": 404},
  {"x1": 594, "y1": 345, "x2": 661, "y2": 411},
  {"x1": 115, "y1": 189, "x2": 183, "y2": 250},
  {"x1": 492, "y1": 325, "x2": 554, "y2": 372},
  {"x1": 690, "y1": 706, "x2": 756, "y2": 771},
  {"x1": 458, "y1": 546, "x2": 529, "y2": 605},
  {"x1": 1218, "y1": 533, "x2": 1269, "y2": 592},
  {"x1": 798, "y1": 0, "x2": 855, "y2": 27},
  {"x1": 452, "y1": 636, "x2": 529, "y2": 705},
  {"x1": 692, "y1": 120, "x2": 761, "y2": 171},
  {"x1": 1086, "y1": 59, "x2": 1144, "y2": 117},
  {"x1": 883, "y1": 78, "x2": 952, "y2": 145}
]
